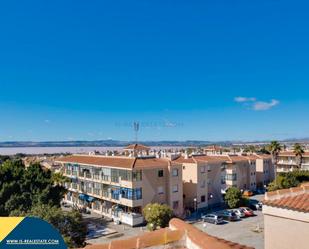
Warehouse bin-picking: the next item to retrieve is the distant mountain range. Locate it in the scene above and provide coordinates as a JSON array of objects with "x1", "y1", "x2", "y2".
[{"x1": 0, "y1": 138, "x2": 308, "y2": 147}]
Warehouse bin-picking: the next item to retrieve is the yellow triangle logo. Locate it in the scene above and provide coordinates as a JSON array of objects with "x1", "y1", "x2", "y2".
[{"x1": 0, "y1": 217, "x2": 25, "y2": 242}]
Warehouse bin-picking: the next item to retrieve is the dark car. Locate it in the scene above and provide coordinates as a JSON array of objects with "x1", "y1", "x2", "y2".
[
  {"x1": 216, "y1": 210, "x2": 240, "y2": 221},
  {"x1": 249, "y1": 200, "x2": 263, "y2": 210},
  {"x1": 201, "y1": 214, "x2": 224, "y2": 225}
]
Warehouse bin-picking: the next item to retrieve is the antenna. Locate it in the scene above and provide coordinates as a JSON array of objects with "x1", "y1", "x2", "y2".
[{"x1": 133, "y1": 121, "x2": 139, "y2": 143}]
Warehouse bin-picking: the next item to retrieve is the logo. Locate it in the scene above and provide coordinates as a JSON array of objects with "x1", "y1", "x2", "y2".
[{"x1": 0, "y1": 217, "x2": 67, "y2": 249}]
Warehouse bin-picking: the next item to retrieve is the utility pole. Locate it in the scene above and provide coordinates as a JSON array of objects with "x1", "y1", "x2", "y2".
[{"x1": 133, "y1": 121, "x2": 139, "y2": 143}]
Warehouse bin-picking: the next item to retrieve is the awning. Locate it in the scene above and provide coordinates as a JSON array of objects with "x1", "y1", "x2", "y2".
[{"x1": 79, "y1": 194, "x2": 95, "y2": 202}]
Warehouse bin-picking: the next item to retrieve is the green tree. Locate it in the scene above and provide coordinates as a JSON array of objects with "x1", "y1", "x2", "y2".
[
  {"x1": 293, "y1": 143, "x2": 304, "y2": 169},
  {"x1": 12, "y1": 204, "x2": 87, "y2": 248},
  {"x1": 268, "y1": 141, "x2": 282, "y2": 181},
  {"x1": 224, "y1": 187, "x2": 242, "y2": 208},
  {"x1": 0, "y1": 160, "x2": 66, "y2": 215},
  {"x1": 268, "y1": 141, "x2": 282, "y2": 165},
  {"x1": 143, "y1": 203, "x2": 173, "y2": 230},
  {"x1": 267, "y1": 170, "x2": 309, "y2": 191}
]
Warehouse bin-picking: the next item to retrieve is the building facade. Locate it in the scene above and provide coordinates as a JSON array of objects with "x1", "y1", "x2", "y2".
[
  {"x1": 277, "y1": 151, "x2": 309, "y2": 172},
  {"x1": 263, "y1": 184, "x2": 309, "y2": 249},
  {"x1": 56, "y1": 145, "x2": 183, "y2": 226}
]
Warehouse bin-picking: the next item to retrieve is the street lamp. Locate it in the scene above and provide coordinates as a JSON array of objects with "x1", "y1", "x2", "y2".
[{"x1": 193, "y1": 198, "x2": 198, "y2": 220}]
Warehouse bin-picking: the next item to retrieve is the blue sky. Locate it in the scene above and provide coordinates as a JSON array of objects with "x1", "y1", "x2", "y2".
[{"x1": 0, "y1": 0, "x2": 309, "y2": 141}]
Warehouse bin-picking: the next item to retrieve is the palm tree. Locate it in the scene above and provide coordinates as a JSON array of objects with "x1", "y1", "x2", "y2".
[
  {"x1": 268, "y1": 141, "x2": 282, "y2": 181},
  {"x1": 293, "y1": 143, "x2": 304, "y2": 169}
]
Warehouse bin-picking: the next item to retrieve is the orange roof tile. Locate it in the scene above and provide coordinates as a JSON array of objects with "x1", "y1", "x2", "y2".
[
  {"x1": 173, "y1": 156, "x2": 196, "y2": 164},
  {"x1": 56, "y1": 155, "x2": 169, "y2": 169},
  {"x1": 169, "y1": 218, "x2": 254, "y2": 249},
  {"x1": 279, "y1": 151, "x2": 309, "y2": 157},
  {"x1": 124, "y1": 144, "x2": 150, "y2": 151},
  {"x1": 81, "y1": 219, "x2": 254, "y2": 249},
  {"x1": 264, "y1": 186, "x2": 309, "y2": 213}
]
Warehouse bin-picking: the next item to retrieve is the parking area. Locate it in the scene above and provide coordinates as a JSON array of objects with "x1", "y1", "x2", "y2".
[
  {"x1": 82, "y1": 212, "x2": 146, "y2": 245},
  {"x1": 194, "y1": 210, "x2": 264, "y2": 249}
]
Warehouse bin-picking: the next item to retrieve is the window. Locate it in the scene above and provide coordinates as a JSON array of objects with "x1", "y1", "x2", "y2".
[
  {"x1": 225, "y1": 173, "x2": 237, "y2": 181},
  {"x1": 93, "y1": 201, "x2": 101, "y2": 211},
  {"x1": 133, "y1": 170, "x2": 142, "y2": 181},
  {"x1": 172, "y1": 168, "x2": 178, "y2": 176},
  {"x1": 201, "y1": 180, "x2": 205, "y2": 188},
  {"x1": 158, "y1": 170, "x2": 164, "y2": 177},
  {"x1": 158, "y1": 186, "x2": 164, "y2": 194},
  {"x1": 172, "y1": 185, "x2": 178, "y2": 193},
  {"x1": 183, "y1": 166, "x2": 186, "y2": 170},
  {"x1": 221, "y1": 175, "x2": 226, "y2": 184},
  {"x1": 200, "y1": 166, "x2": 205, "y2": 173},
  {"x1": 173, "y1": 201, "x2": 179, "y2": 209},
  {"x1": 208, "y1": 165, "x2": 211, "y2": 172},
  {"x1": 201, "y1": 195, "x2": 206, "y2": 203}
]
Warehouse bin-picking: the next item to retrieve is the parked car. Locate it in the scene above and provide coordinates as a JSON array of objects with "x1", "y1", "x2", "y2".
[
  {"x1": 217, "y1": 210, "x2": 240, "y2": 221},
  {"x1": 239, "y1": 207, "x2": 255, "y2": 217},
  {"x1": 249, "y1": 200, "x2": 263, "y2": 210},
  {"x1": 243, "y1": 190, "x2": 254, "y2": 197},
  {"x1": 232, "y1": 208, "x2": 245, "y2": 218},
  {"x1": 201, "y1": 214, "x2": 225, "y2": 225}
]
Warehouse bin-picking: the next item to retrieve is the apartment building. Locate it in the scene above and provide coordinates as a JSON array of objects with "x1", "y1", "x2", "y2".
[
  {"x1": 174, "y1": 154, "x2": 231, "y2": 211},
  {"x1": 277, "y1": 151, "x2": 309, "y2": 172},
  {"x1": 224, "y1": 155, "x2": 257, "y2": 191},
  {"x1": 175, "y1": 153, "x2": 262, "y2": 211},
  {"x1": 56, "y1": 144, "x2": 183, "y2": 226},
  {"x1": 263, "y1": 183, "x2": 309, "y2": 249},
  {"x1": 253, "y1": 154, "x2": 274, "y2": 188}
]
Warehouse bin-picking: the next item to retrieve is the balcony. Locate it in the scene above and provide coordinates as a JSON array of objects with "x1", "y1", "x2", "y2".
[{"x1": 120, "y1": 212, "x2": 144, "y2": 226}]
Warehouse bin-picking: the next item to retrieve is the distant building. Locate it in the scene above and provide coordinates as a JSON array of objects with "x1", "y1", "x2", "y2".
[
  {"x1": 263, "y1": 183, "x2": 309, "y2": 249},
  {"x1": 277, "y1": 151, "x2": 309, "y2": 172},
  {"x1": 56, "y1": 144, "x2": 183, "y2": 226},
  {"x1": 245, "y1": 154, "x2": 274, "y2": 189},
  {"x1": 81, "y1": 218, "x2": 254, "y2": 249}
]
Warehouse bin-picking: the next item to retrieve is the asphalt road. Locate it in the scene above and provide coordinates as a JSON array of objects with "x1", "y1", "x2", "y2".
[{"x1": 194, "y1": 210, "x2": 264, "y2": 249}]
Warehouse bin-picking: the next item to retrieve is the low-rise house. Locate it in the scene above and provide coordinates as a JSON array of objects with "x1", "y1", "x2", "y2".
[
  {"x1": 263, "y1": 183, "x2": 309, "y2": 249},
  {"x1": 56, "y1": 144, "x2": 183, "y2": 226}
]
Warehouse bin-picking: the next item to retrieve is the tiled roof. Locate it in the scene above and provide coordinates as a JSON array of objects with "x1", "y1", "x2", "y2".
[
  {"x1": 169, "y1": 218, "x2": 254, "y2": 249},
  {"x1": 279, "y1": 151, "x2": 309, "y2": 157},
  {"x1": 193, "y1": 155, "x2": 230, "y2": 163},
  {"x1": 204, "y1": 145, "x2": 223, "y2": 151},
  {"x1": 173, "y1": 156, "x2": 196, "y2": 163},
  {"x1": 124, "y1": 144, "x2": 150, "y2": 151},
  {"x1": 84, "y1": 228, "x2": 183, "y2": 249},
  {"x1": 264, "y1": 185, "x2": 309, "y2": 213},
  {"x1": 81, "y1": 218, "x2": 254, "y2": 249},
  {"x1": 56, "y1": 155, "x2": 170, "y2": 169}
]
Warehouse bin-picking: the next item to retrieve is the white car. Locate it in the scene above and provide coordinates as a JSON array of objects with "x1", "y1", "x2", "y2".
[{"x1": 233, "y1": 208, "x2": 245, "y2": 218}]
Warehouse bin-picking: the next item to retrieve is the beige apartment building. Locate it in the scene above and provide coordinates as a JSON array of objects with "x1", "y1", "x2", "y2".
[
  {"x1": 56, "y1": 144, "x2": 183, "y2": 226},
  {"x1": 174, "y1": 155, "x2": 224, "y2": 210},
  {"x1": 263, "y1": 183, "x2": 309, "y2": 249},
  {"x1": 277, "y1": 151, "x2": 309, "y2": 172},
  {"x1": 174, "y1": 153, "x2": 264, "y2": 211},
  {"x1": 246, "y1": 154, "x2": 274, "y2": 189},
  {"x1": 224, "y1": 155, "x2": 257, "y2": 191}
]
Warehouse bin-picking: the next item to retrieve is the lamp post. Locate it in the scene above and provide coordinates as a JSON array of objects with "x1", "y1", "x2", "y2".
[{"x1": 193, "y1": 198, "x2": 198, "y2": 221}]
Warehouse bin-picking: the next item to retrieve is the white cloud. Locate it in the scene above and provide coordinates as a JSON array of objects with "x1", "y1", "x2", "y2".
[
  {"x1": 234, "y1": 97, "x2": 256, "y2": 102},
  {"x1": 44, "y1": 119, "x2": 51, "y2": 123},
  {"x1": 252, "y1": 99, "x2": 279, "y2": 111},
  {"x1": 235, "y1": 97, "x2": 279, "y2": 111}
]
